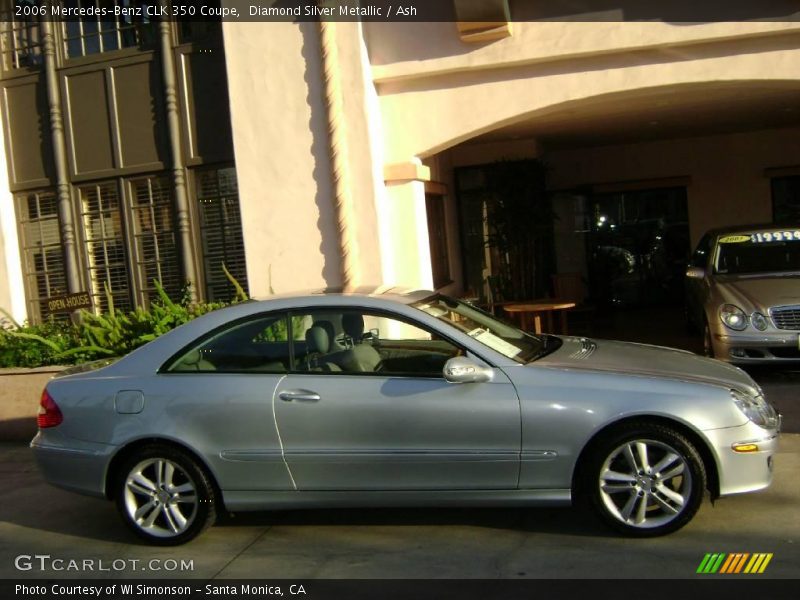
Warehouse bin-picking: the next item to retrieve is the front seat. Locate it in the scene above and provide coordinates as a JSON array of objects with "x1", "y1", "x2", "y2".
[
  {"x1": 335, "y1": 314, "x2": 382, "y2": 372},
  {"x1": 302, "y1": 325, "x2": 341, "y2": 372}
]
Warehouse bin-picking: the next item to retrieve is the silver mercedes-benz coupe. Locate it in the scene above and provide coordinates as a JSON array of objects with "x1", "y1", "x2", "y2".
[{"x1": 32, "y1": 289, "x2": 780, "y2": 545}]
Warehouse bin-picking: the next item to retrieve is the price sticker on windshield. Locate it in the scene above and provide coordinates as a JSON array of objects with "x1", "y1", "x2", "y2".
[
  {"x1": 718, "y1": 235, "x2": 750, "y2": 244},
  {"x1": 750, "y1": 230, "x2": 800, "y2": 243}
]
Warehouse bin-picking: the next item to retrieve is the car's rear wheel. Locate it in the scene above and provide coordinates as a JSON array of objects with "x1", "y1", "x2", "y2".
[
  {"x1": 115, "y1": 445, "x2": 216, "y2": 545},
  {"x1": 581, "y1": 423, "x2": 706, "y2": 537}
]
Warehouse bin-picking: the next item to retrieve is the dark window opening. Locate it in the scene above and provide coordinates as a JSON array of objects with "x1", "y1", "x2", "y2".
[
  {"x1": 585, "y1": 186, "x2": 690, "y2": 307},
  {"x1": 772, "y1": 176, "x2": 800, "y2": 225},
  {"x1": 426, "y1": 193, "x2": 451, "y2": 289}
]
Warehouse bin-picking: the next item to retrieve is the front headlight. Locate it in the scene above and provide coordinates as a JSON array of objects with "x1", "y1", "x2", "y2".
[
  {"x1": 751, "y1": 312, "x2": 768, "y2": 331},
  {"x1": 731, "y1": 389, "x2": 779, "y2": 428},
  {"x1": 720, "y1": 304, "x2": 747, "y2": 331}
]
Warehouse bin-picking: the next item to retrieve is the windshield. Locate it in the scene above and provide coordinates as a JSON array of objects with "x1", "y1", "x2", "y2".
[
  {"x1": 412, "y1": 295, "x2": 548, "y2": 363},
  {"x1": 714, "y1": 230, "x2": 800, "y2": 275}
]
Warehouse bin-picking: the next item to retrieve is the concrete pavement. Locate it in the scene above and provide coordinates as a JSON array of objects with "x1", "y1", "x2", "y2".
[{"x1": 1, "y1": 435, "x2": 798, "y2": 580}]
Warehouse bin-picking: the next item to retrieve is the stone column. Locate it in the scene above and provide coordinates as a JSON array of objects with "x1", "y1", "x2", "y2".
[
  {"x1": 158, "y1": 21, "x2": 198, "y2": 301},
  {"x1": 40, "y1": 19, "x2": 81, "y2": 294}
]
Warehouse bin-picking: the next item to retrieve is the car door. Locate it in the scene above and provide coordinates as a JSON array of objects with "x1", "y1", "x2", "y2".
[
  {"x1": 161, "y1": 312, "x2": 295, "y2": 491},
  {"x1": 273, "y1": 307, "x2": 521, "y2": 491}
]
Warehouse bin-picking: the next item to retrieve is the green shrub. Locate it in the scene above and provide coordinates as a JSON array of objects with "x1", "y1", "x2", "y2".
[{"x1": 0, "y1": 270, "x2": 246, "y2": 368}]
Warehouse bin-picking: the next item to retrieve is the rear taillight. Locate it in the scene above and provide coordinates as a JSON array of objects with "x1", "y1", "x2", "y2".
[{"x1": 37, "y1": 389, "x2": 63, "y2": 428}]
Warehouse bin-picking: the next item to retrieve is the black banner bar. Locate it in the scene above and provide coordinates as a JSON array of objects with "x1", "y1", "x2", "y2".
[
  {"x1": 13, "y1": 0, "x2": 800, "y2": 23},
  {"x1": 3, "y1": 579, "x2": 800, "y2": 600}
]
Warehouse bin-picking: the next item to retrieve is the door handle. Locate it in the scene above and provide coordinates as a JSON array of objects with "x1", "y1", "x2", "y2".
[{"x1": 278, "y1": 390, "x2": 321, "y2": 402}]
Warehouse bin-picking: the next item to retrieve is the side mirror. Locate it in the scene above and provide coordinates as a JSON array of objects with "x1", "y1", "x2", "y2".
[
  {"x1": 443, "y1": 356, "x2": 493, "y2": 384},
  {"x1": 685, "y1": 266, "x2": 706, "y2": 279}
]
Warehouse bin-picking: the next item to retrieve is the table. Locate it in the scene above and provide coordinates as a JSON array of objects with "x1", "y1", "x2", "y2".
[{"x1": 503, "y1": 300, "x2": 576, "y2": 335}]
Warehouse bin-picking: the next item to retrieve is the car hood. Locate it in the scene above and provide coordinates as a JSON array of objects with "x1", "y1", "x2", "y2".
[
  {"x1": 536, "y1": 337, "x2": 758, "y2": 394},
  {"x1": 713, "y1": 273, "x2": 800, "y2": 310}
]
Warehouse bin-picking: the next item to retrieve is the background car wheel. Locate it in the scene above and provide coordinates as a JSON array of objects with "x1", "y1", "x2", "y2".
[
  {"x1": 580, "y1": 422, "x2": 706, "y2": 537},
  {"x1": 703, "y1": 320, "x2": 715, "y2": 358},
  {"x1": 115, "y1": 444, "x2": 217, "y2": 545}
]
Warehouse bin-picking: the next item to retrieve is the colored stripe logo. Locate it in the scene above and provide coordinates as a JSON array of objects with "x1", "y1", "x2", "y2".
[{"x1": 696, "y1": 553, "x2": 773, "y2": 574}]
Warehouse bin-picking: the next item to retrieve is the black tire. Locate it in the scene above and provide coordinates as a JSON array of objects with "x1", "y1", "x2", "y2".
[
  {"x1": 115, "y1": 444, "x2": 217, "y2": 545},
  {"x1": 579, "y1": 422, "x2": 706, "y2": 537}
]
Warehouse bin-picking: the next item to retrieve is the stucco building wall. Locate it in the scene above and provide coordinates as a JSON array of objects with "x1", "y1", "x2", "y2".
[{"x1": 222, "y1": 19, "x2": 800, "y2": 295}]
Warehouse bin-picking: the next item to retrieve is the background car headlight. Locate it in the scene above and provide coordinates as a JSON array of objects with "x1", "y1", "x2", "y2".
[
  {"x1": 731, "y1": 389, "x2": 779, "y2": 428},
  {"x1": 720, "y1": 304, "x2": 747, "y2": 330},
  {"x1": 751, "y1": 312, "x2": 768, "y2": 331}
]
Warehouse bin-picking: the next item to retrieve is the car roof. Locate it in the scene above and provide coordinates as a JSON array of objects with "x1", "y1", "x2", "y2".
[
  {"x1": 250, "y1": 285, "x2": 434, "y2": 305},
  {"x1": 704, "y1": 222, "x2": 800, "y2": 238}
]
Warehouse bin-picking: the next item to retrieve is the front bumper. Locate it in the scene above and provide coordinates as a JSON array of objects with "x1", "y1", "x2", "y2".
[
  {"x1": 703, "y1": 419, "x2": 780, "y2": 496},
  {"x1": 712, "y1": 329, "x2": 800, "y2": 363}
]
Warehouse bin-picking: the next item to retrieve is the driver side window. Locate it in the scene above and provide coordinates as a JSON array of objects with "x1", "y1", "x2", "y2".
[{"x1": 291, "y1": 308, "x2": 462, "y2": 376}]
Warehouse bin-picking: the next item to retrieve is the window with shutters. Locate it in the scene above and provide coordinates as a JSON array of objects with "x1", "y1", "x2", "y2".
[
  {"x1": 128, "y1": 176, "x2": 183, "y2": 306},
  {"x1": 77, "y1": 181, "x2": 133, "y2": 313},
  {"x1": 61, "y1": 0, "x2": 157, "y2": 59},
  {"x1": 75, "y1": 175, "x2": 186, "y2": 314},
  {"x1": 0, "y1": 2, "x2": 43, "y2": 72},
  {"x1": 15, "y1": 190, "x2": 68, "y2": 321},
  {"x1": 195, "y1": 166, "x2": 249, "y2": 302}
]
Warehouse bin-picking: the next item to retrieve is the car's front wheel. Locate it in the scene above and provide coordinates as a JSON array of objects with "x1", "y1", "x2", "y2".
[
  {"x1": 115, "y1": 445, "x2": 217, "y2": 545},
  {"x1": 581, "y1": 423, "x2": 706, "y2": 537}
]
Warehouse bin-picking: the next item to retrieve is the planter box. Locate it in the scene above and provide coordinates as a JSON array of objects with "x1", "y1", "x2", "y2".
[{"x1": 0, "y1": 366, "x2": 68, "y2": 442}]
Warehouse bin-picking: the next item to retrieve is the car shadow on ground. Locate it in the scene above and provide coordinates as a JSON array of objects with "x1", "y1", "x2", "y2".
[
  {"x1": 217, "y1": 505, "x2": 613, "y2": 538},
  {"x1": 4, "y1": 490, "x2": 614, "y2": 545}
]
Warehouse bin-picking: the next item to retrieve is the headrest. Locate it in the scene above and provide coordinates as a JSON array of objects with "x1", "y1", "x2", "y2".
[
  {"x1": 342, "y1": 313, "x2": 365, "y2": 340},
  {"x1": 305, "y1": 325, "x2": 330, "y2": 354},
  {"x1": 314, "y1": 320, "x2": 337, "y2": 344}
]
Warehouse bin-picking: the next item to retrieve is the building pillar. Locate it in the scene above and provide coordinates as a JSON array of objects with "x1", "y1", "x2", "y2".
[
  {"x1": 318, "y1": 19, "x2": 361, "y2": 291},
  {"x1": 40, "y1": 19, "x2": 81, "y2": 295},
  {"x1": 383, "y1": 160, "x2": 434, "y2": 289},
  {"x1": 158, "y1": 21, "x2": 197, "y2": 301}
]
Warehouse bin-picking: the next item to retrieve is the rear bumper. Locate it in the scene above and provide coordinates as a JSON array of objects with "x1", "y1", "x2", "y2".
[
  {"x1": 30, "y1": 431, "x2": 114, "y2": 498},
  {"x1": 703, "y1": 420, "x2": 780, "y2": 496}
]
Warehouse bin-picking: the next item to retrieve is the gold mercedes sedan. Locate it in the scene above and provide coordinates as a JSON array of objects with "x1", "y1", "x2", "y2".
[{"x1": 686, "y1": 224, "x2": 800, "y2": 363}]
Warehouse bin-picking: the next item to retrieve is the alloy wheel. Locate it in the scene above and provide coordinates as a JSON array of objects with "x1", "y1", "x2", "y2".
[
  {"x1": 598, "y1": 439, "x2": 692, "y2": 530},
  {"x1": 123, "y1": 458, "x2": 199, "y2": 538}
]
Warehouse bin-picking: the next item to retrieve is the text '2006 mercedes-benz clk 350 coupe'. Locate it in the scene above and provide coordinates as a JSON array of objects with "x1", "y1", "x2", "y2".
[{"x1": 32, "y1": 289, "x2": 780, "y2": 544}]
